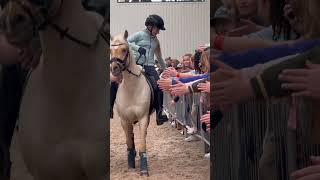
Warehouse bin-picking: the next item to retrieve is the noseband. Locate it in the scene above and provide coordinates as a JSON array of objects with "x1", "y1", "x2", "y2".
[{"x1": 7, "y1": 0, "x2": 109, "y2": 48}]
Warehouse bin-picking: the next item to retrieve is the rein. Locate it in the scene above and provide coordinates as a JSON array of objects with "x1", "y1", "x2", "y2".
[
  {"x1": 12, "y1": 0, "x2": 109, "y2": 48},
  {"x1": 40, "y1": 0, "x2": 109, "y2": 48}
]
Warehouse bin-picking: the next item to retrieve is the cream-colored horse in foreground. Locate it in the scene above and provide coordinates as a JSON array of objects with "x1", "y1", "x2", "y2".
[
  {"x1": 110, "y1": 30, "x2": 152, "y2": 176},
  {"x1": 0, "y1": 0, "x2": 108, "y2": 179}
]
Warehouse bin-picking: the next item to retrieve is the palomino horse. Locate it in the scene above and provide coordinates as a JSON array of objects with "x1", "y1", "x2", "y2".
[
  {"x1": 110, "y1": 30, "x2": 153, "y2": 176},
  {"x1": 0, "y1": 0, "x2": 108, "y2": 179}
]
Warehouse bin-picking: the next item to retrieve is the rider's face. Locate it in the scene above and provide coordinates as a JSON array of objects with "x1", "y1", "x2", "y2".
[{"x1": 151, "y1": 27, "x2": 160, "y2": 36}]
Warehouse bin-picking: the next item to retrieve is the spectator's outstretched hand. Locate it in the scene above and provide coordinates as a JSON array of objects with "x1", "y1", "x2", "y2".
[
  {"x1": 157, "y1": 78, "x2": 172, "y2": 91},
  {"x1": 170, "y1": 81, "x2": 188, "y2": 96},
  {"x1": 198, "y1": 81, "x2": 210, "y2": 93},
  {"x1": 197, "y1": 44, "x2": 209, "y2": 52},
  {"x1": 291, "y1": 156, "x2": 320, "y2": 180},
  {"x1": 200, "y1": 111, "x2": 210, "y2": 132},
  {"x1": 211, "y1": 59, "x2": 236, "y2": 83},
  {"x1": 162, "y1": 67, "x2": 178, "y2": 78},
  {"x1": 212, "y1": 59, "x2": 254, "y2": 106},
  {"x1": 280, "y1": 61, "x2": 320, "y2": 100}
]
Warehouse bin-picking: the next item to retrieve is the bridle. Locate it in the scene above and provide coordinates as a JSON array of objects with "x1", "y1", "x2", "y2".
[
  {"x1": 7, "y1": 0, "x2": 109, "y2": 48},
  {"x1": 110, "y1": 43, "x2": 141, "y2": 77}
]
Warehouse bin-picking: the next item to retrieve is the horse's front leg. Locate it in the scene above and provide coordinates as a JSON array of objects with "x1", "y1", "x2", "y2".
[
  {"x1": 120, "y1": 120, "x2": 136, "y2": 169},
  {"x1": 139, "y1": 115, "x2": 150, "y2": 176}
]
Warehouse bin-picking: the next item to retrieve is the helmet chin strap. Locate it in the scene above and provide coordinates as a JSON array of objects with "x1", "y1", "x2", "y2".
[{"x1": 147, "y1": 26, "x2": 156, "y2": 37}]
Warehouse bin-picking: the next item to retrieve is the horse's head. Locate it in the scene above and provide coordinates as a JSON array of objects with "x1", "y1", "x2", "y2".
[
  {"x1": 0, "y1": 0, "x2": 62, "y2": 47},
  {"x1": 110, "y1": 30, "x2": 131, "y2": 77}
]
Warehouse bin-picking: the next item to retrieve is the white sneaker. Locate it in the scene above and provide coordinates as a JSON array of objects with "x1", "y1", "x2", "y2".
[
  {"x1": 186, "y1": 127, "x2": 197, "y2": 135},
  {"x1": 170, "y1": 121, "x2": 176, "y2": 127},
  {"x1": 204, "y1": 153, "x2": 210, "y2": 158},
  {"x1": 184, "y1": 135, "x2": 199, "y2": 142}
]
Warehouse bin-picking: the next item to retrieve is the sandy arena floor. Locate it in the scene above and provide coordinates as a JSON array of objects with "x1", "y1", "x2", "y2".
[
  {"x1": 9, "y1": 111, "x2": 210, "y2": 180},
  {"x1": 111, "y1": 112, "x2": 210, "y2": 180}
]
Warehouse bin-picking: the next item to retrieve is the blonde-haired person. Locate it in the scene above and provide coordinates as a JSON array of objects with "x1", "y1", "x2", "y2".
[{"x1": 180, "y1": 53, "x2": 193, "y2": 73}]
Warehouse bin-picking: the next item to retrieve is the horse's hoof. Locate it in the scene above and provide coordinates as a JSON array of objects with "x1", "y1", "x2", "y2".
[
  {"x1": 128, "y1": 163, "x2": 135, "y2": 169},
  {"x1": 128, "y1": 148, "x2": 136, "y2": 169},
  {"x1": 140, "y1": 170, "x2": 149, "y2": 176},
  {"x1": 128, "y1": 167, "x2": 135, "y2": 171}
]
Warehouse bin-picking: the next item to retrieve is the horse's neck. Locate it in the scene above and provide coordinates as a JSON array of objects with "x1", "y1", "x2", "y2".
[
  {"x1": 122, "y1": 55, "x2": 144, "y2": 88},
  {"x1": 40, "y1": 0, "x2": 101, "y2": 62}
]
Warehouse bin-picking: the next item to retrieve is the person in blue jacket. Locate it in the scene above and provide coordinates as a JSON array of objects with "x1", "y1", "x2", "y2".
[{"x1": 127, "y1": 14, "x2": 168, "y2": 125}]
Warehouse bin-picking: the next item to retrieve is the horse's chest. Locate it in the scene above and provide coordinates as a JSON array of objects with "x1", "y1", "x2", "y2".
[
  {"x1": 116, "y1": 102, "x2": 145, "y2": 120},
  {"x1": 115, "y1": 95, "x2": 148, "y2": 121},
  {"x1": 115, "y1": 79, "x2": 150, "y2": 121}
]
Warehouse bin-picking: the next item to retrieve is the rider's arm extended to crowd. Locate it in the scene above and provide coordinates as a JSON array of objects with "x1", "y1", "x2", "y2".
[{"x1": 154, "y1": 43, "x2": 166, "y2": 70}]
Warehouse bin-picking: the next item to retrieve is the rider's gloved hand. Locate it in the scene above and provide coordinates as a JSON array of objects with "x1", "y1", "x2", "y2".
[{"x1": 138, "y1": 47, "x2": 146, "y2": 55}]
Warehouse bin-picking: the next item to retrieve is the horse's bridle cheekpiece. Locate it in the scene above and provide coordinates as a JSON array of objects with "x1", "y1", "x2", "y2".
[
  {"x1": 110, "y1": 43, "x2": 129, "y2": 71},
  {"x1": 110, "y1": 43, "x2": 141, "y2": 77},
  {"x1": 8, "y1": 0, "x2": 109, "y2": 48}
]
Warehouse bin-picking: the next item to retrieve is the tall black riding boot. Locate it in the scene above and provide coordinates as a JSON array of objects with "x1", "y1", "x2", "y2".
[
  {"x1": 110, "y1": 82, "x2": 118, "y2": 119},
  {"x1": 155, "y1": 89, "x2": 168, "y2": 126}
]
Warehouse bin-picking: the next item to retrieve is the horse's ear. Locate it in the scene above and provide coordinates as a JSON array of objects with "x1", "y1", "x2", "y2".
[{"x1": 124, "y1": 30, "x2": 128, "y2": 40}]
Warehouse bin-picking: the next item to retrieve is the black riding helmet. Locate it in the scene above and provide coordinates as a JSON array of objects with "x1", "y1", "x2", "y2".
[{"x1": 145, "y1": 14, "x2": 166, "y2": 30}]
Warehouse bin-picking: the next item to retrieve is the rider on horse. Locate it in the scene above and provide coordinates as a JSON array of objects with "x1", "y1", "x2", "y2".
[
  {"x1": 110, "y1": 14, "x2": 169, "y2": 125},
  {"x1": 127, "y1": 14, "x2": 168, "y2": 125}
]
